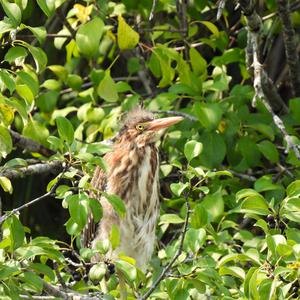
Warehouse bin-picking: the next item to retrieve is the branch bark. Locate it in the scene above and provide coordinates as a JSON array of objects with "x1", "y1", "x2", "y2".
[
  {"x1": 239, "y1": 0, "x2": 300, "y2": 160},
  {"x1": 0, "y1": 160, "x2": 63, "y2": 180},
  {"x1": 276, "y1": 0, "x2": 300, "y2": 96}
]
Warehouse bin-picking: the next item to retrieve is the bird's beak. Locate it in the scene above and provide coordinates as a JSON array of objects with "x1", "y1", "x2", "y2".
[{"x1": 147, "y1": 116, "x2": 184, "y2": 131}]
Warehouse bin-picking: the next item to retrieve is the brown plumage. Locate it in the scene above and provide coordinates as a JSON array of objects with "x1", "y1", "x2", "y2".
[{"x1": 82, "y1": 108, "x2": 183, "y2": 268}]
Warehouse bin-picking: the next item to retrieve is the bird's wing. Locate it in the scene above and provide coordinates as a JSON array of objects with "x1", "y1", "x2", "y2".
[{"x1": 81, "y1": 166, "x2": 107, "y2": 248}]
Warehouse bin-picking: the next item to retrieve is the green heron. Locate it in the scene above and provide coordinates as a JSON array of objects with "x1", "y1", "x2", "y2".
[{"x1": 82, "y1": 108, "x2": 183, "y2": 268}]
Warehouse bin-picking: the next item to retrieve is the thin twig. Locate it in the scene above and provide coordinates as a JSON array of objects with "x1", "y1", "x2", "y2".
[
  {"x1": 176, "y1": 0, "x2": 189, "y2": 60},
  {"x1": 149, "y1": 0, "x2": 158, "y2": 21},
  {"x1": 217, "y1": 0, "x2": 227, "y2": 20},
  {"x1": 139, "y1": 199, "x2": 190, "y2": 300},
  {"x1": 239, "y1": 0, "x2": 299, "y2": 159},
  {"x1": 276, "y1": 0, "x2": 300, "y2": 96},
  {"x1": 0, "y1": 166, "x2": 67, "y2": 225}
]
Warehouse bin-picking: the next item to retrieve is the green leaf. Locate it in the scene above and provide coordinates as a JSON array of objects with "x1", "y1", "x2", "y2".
[
  {"x1": 76, "y1": 17, "x2": 104, "y2": 57},
  {"x1": 4, "y1": 46, "x2": 28, "y2": 64},
  {"x1": 198, "y1": 132, "x2": 226, "y2": 168},
  {"x1": 36, "y1": 91, "x2": 59, "y2": 113},
  {"x1": 23, "y1": 272, "x2": 43, "y2": 292},
  {"x1": 17, "y1": 71, "x2": 39, "y2": 97},
  {"x1": 0, "y1": 265, "x2": 19, "y2": 280},
  {"x1": 185, "y1": 228, "x2": 206, "y2": 253},
  {"x1": 190, "y1": 204, "x2": 208, "y2": 228},
  {"x1": 48, "y1": 65, "x2": 68, "y2": 81},
  {"x1": 290, "y1": 98, "x2": 300, "y2": 121},
  {"x1": 0, "y1": 125, "x2": 13, "y2": 158},
  {"x1": 117, "y1": 15, "x2": 140, "y2": 50},
  {"x1": 110, "y1": 224, "x2": 120, "y2": 250},
  {"x1": 257, "y1": 140, "x2": 279, "y2": 163},
  {"x1": 97, "y1": 71, "x2": 119, "y2": 102},
  {"x1": 55, "y1": 116, "x2": 74, "y2": 144},
  {"x1": 170, "y1": 182, "x2": 189, "y2": 196},
  {"x1": 67, "y1": 74, "x2": 83, "y2": 91},
  {"x1": 159, "y1": 214, "x2": 184, "y2": 225},
  {"x1": 195, "y1": 102, "x2": 223, "y2": 131},
  {"x1": 237, "y1": 136, "x2": 261, "y2": 167},
  {"x1": 21, "y1": 43, "x2": 47, "y2": 73},
  {"x1": 89, "y1": 198, "x2": 103, "y2": 223},
  {"x1": 25, "y1": 26, "x2": 47, "y2": 44},
  {"x1": 276, "y1": 243, "x2": 293, "y2": 257},
  {"x1": 9, "y1": 215, "x2": 25, "y2": 250},
  {"x1": 29, "y1": 263, "x2": 55, "y2": 281},
  {"x1": 240, "y1": 195, "x2": 269, "y2": 215},
  {"x1": 0, "y1": 69, "x2": 15, "y2": 94},
  {"x1": 248, "y1": 123, "x2": 275, "y2": 141},
  {"x1": 103, "y1": 192, "x2": 126, "y2": 218},
  {"x1": 1, "y1": 0, "x2": 22, "y2": 27},
  {"x1": 219, "y1": 266, "x2": 245, "y2": 280},
  {"x1": 201, "y1": 190, "x2": 224, "y2": 221},
  {"x1": 200, "y1": 21, "x2": 220, "y2": 36},
  {"x1": 0, "y1": 176, "x2": 13, "y2": 194},
  {"x1": 286, "y1": 180, "x2": 300, "y2": 197},
  {"x1": 184, "y1": 140, "x2": 203, "y2": 162},
  {"x1": 115, "y1": 259, "x2": 137, "y2": 282},
  {"x1": 68, "y1": 195, "x2": 88, "y2": 229},
  {"x1": 36, "y1": 0, "x2": 55, "y2": 16},
  {"x1": 254, "y1": 176, "x2": 282, "y2": 192},
  {"x1": 189, "y1": 48, "x2": 207, "y2": 76}
]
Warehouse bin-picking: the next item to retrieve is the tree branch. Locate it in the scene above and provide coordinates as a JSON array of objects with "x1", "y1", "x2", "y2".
[
  {"x1": 239, "y1": 0, "x2": 288, "y2": 112},
  {"x1": 276, "y1": 0, "x2": 300, "y2": 96},
  {"x1": 239, "y1": 0, "x2": 300, "y2": 159},
  {"x1": 0, "y1": 160, "x2": 63, "y2": 180},
  {"x1": 10, "y1": 130, "x2": 56, "y2": 157},
  {"x1": 139, "y1": 199, "x2": 190, "y2": 300}
]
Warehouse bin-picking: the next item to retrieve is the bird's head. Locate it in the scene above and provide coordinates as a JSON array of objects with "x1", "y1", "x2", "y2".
[{"x1": 116, "y1": 108, "x2": 183, "y2": 147}]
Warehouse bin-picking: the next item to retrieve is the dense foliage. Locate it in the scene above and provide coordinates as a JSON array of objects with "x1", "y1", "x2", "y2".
[{"x1": 0, "y1": 0, "x2": 300, "y2": 299}]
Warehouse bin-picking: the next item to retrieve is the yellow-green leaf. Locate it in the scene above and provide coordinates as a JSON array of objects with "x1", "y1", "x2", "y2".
[
  {"x1": 0, "y1": 176, "x2": 13, "y2": 194},
  {"x1": 117, "y1": 15, "x2": 140, "y2": 50}
]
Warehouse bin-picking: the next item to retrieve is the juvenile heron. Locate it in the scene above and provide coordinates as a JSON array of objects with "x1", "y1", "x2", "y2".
[{"x1": 82, "y1": 108, "x2": 183, "y2": 268}]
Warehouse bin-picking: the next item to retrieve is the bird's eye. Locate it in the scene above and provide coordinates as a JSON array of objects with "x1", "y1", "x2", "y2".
[{"x1": 136, "y1": 124, "x2": 145, "y2": 131}]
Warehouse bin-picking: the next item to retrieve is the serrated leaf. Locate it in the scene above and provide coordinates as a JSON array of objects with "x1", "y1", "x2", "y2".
[{"x1": 117, "y1": 15, "x2": 140, "y2": 50}]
